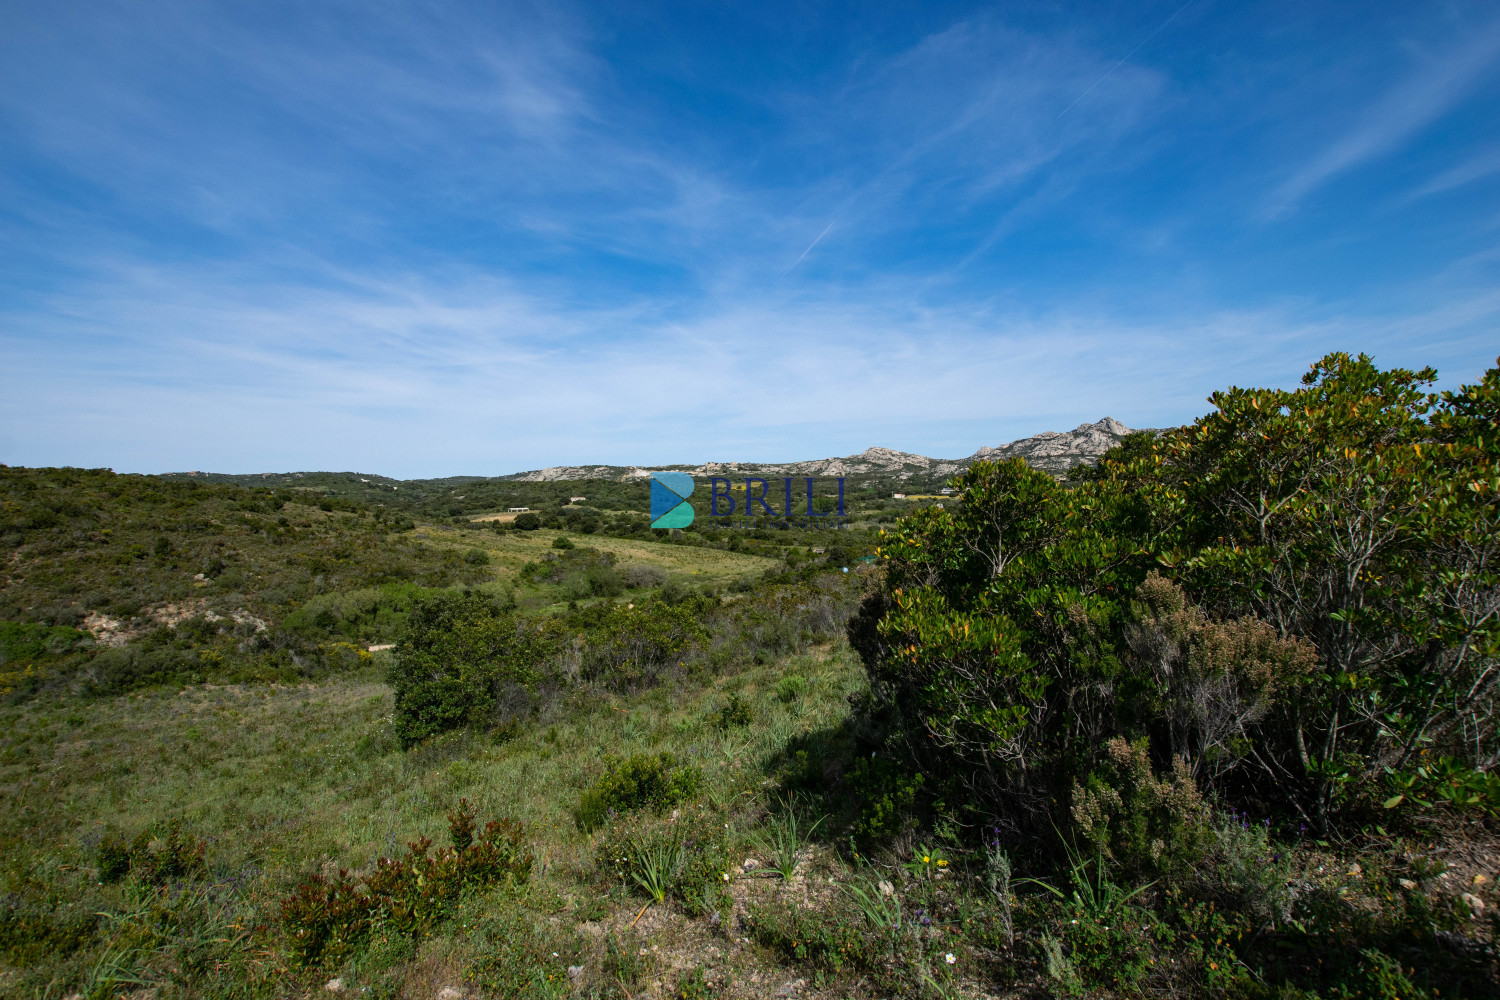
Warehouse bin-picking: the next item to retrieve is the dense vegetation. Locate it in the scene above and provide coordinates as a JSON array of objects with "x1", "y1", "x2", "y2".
[
  {"x1": 840, "y1": 352, "x2": 1500, "y2": 995},
  {"x1": 1, "y1": 352, "x2": 1497, "y2": 999},
  {"x1": 158, "y1": 468, "x2": 920, "y2": 531}
]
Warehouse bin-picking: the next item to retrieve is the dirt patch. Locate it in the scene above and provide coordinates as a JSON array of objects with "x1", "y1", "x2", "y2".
[
  {"x1": 82, "y1": 601, "x2": 267, "y2": 647},
  {"x1": 83, "y1": 612, "x2": 131, "y2": 647},
  {"x1": 470, "y1": 513, "x2": 518, "y2": 523}
]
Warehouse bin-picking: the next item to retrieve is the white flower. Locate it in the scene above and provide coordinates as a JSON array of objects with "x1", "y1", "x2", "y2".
[{"x1": 944, "y1": 953, "x2": 956, "y2": 964}]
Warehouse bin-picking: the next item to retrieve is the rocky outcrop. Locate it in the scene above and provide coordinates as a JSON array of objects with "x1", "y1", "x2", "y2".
[
  {"x1": 502, "y1": 418, "x2": 1144, "y2": 481},
  {"x1": 967, "y1": 417, "x2": 1138, "y2": 476}
]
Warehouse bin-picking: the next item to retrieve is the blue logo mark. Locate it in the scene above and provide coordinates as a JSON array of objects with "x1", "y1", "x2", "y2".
[{"x1": 650, "y1": 471, "x2": 696, "y2": 529}]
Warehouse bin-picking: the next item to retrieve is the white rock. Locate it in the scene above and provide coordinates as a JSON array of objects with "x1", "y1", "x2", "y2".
[
  {"x1": 567, "y1": 966, "x2": 584, "y2": 980},
  {"x1": 1462, "y1": 892, "x2": 1485, "y2": 916},
  {"x1": 742, "y1": 858, "x2": 760, "y2": 871},
  {"x1": 436, "y1": 989, "x2": 465, "y2": 1000},
  {"x1": 324, "y1": 980, "x2": 344, "y2": 993},
  {"x1": 878, "y1": 880, "x2": 895, "y2": 897},
  {"x1": 1399, "y1": 878, "x2": 1418, "y2": 890}
]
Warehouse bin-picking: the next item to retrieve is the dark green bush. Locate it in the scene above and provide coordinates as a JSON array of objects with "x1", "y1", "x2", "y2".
[
  {"x1": 577, "y1": 599, "x2": 708, "y2": 689},
  {"x1": 714, "y1": 693, "x2": 753, "y2": 730},
  {"x1": 574, "y1": 753, "x2": 702, "y2": 831},
  {"x1": 0, "y1": 621, "x2": 93, "y2": 665},
  {"x1": 387, "y1": 591, "x2": 562, "y2": 747},
  {"x1": 96, "y1": 820, "x2": 207, "y2": 885}
]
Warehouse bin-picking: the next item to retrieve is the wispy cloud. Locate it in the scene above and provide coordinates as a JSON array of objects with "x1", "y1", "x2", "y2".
[
  {"x1": 3, "y1": 256, "x2": 1496, "y2": 476},
  {"x1": 1267, "y1": 16, "x2": 1500, "y2": 215},
  {"x1": 1410, "y1": 145, "x2": 1500, "y2": 199}
]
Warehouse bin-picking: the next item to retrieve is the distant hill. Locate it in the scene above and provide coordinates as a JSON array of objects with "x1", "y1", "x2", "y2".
[
  {"x1": 157, "y1": 418, "x2": 1150, "y2": 521},
  {"x1": 505, "y1": 417, "x2": 1144, "y2": 481}
]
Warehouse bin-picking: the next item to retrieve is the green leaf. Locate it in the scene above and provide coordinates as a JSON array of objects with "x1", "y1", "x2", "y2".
[{"x1": 1382, "y1": 794, "x2": 1404, "y2": 809}]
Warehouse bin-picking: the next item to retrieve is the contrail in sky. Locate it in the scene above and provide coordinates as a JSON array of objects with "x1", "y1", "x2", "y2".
[
  {"x1": 1058, "y1": 0, "x2": 1196, "y2": 118},
  {"x1": 780, "y1": 222, "x2": 835, "y2": 279}
]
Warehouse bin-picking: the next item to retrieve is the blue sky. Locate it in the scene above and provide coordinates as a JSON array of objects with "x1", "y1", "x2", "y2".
[{"x1": 2, "y1": 0, "x2": 1497, "y2": 477}]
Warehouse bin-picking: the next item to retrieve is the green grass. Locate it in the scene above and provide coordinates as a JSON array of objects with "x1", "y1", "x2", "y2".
[
  {"x1": 0, "y1": 640, "x2": 866, "y2": 997},
  {"x1": 422, "y1": 526, "x2": 781, "y2": 590}
]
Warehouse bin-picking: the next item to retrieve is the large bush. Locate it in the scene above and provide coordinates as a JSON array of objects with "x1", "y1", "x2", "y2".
[
  {"x1": 387, "y1": 591, "x2": 563, "y2": 746},
  {"x1": 852, "y1": 353, "x2": 1500, "y2": 837}
]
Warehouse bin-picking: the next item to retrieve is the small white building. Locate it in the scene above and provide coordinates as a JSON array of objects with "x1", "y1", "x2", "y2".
[
  {"x1": 508, "y1": 507, "x2": 530, "y2": 513},
  {"x1": 569, "y1": 496, "x2": 587, "y2": 503},
  {"x1": 893, "y1": 493, "x2": 906, "y2": 499}
]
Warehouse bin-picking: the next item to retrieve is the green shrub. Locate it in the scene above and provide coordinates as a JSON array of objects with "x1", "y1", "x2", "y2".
[
  {"x1": 852, "y1": 352, "x2": 1500, "y2": 839},
  {"x1": 846, "y1": 756, "x2": 923, "y2": 846},
  {"x1": 464, "y1": 547, "x2": 491, "y2": 565},
  {"x1": 0, "y1": 621, "x2": 93, "y2": 665},
  {"x1": 776, "y1": 673, "x2": 808, "y2": 703},
  {"x1": 596, "y1": 815, "x2": 731, "y2": 915},
  {"x1": 96, "y1": 820, "x2": 207, "y2": 885},
  {"x1": 715, "y1": 693, "x2": 753, "y2": 730},
  {"x1": 283, "y1": 582, "x2": 448, "y2": 643},
  {"x1": 552, "y1": 535, "x2": 574, "y2": 549},
  {"x1": 576, "y1": 600, "x2": 708, "y2": 690},
  {"x1": 387, "y1": 592, "x2": 562, "y2": 747},
  {"x1": 1070, "y1": 736, "x2": 1213, "y2": 882},
  {"x1": 574, "y1": 753, "x2": 702, "y2": 831}
]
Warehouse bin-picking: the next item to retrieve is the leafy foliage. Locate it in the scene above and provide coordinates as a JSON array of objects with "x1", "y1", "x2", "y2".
[
  {"x1": 853, "y1": 352, "x2": 1500, "y2": 837},
  {"x1": 574, "y1": 752, "x2": 702, "y2": 831},
  {"x1": 280, "y1": 800, "x2": 531, "y2": 965}
]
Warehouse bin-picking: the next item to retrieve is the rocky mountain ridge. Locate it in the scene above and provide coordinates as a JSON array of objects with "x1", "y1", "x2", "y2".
[{"x1": 506, "y1": 417, "x2": 1143, "y2": 482}]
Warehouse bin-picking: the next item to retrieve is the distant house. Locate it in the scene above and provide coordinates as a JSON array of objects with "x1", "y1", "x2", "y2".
[
  {"x1": 811, "y1": 546, "x2": 825, "y2": 554},
  {"x1": 507, "y1": 507, "x2": 530, "y2": 513},
  {"x1": 569, "y1": 496, "x2": 587, "y2": 503},
  {"x1": 939, "y1": 487, "x2": 955, "y2": 495},
  {"x1": 892, "y1": 493, "x2": 906, "y2": 499}
]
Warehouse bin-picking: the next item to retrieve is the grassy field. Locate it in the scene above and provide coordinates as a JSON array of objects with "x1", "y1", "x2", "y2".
[
  {"x1": 421, "y1": 526, "x2": 782, "y2": 590},
  {"x1": 0, "y1": 642, "x2": 871, "y2": 999}
]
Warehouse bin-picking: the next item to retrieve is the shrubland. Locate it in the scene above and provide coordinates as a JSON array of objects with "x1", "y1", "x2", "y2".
[{"x1": 0, "y1": 351, "x2": 1496, "y2": 999}]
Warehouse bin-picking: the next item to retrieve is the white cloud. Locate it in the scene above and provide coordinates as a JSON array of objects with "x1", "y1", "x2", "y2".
[
  {"x1": 4, "y1": 261, "x2": 1496, "y2": 477},
  {"x1": 1267, "y1": 18, "x2": 1500, "y2": 215}
]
